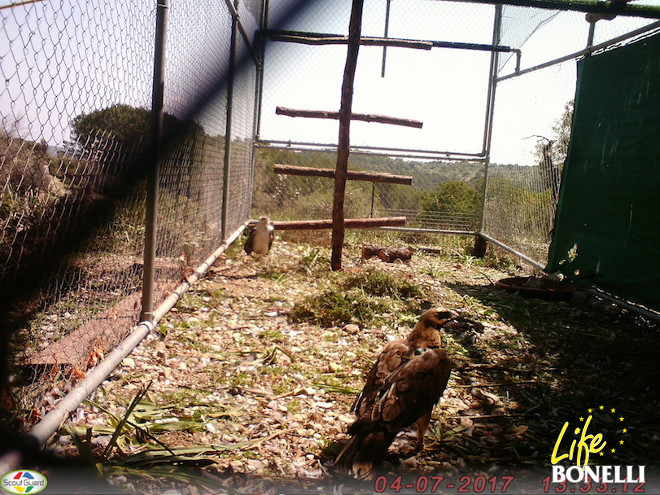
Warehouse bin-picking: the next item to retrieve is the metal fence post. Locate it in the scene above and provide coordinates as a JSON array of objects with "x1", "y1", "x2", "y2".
[
  {"x1": 221, "y1": 0, "x2": 239, "y2": 241},
  {"x1": 141, "y1": 0, "x2": 168, "y2": 323},
  {"x1": 476, "y1": 4, "x2": 502, "y2": 241}
]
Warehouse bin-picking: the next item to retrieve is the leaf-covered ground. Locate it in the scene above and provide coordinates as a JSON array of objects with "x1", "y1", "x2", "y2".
[{"x1": 56, "y1": 233, "x2": 660, "y2": 494}]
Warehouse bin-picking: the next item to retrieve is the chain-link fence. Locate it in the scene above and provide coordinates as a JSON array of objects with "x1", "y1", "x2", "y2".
[
  {"x1": 252, "y1": 146, "x2": 486, "y2": 233},
  {"x1": 485, "y1": 5, "x2": 660, "y2": 265},
  {"x1": 1, "y1": 0, "x2": 261, "y2": 432},
  {"x1": 254, "y1": 0, "x2": 660, "y2": 267},
  {"x1": 3, "y1": 0, "x2": 659, "y2": 447},
  {"x1": 253, "y1": 0, "x2": 495, "y2": 239}
]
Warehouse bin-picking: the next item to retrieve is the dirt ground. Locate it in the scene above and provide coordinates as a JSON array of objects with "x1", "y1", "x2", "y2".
[{"x1": 54, "y1": 233, "x2": 660, "y2": 494}]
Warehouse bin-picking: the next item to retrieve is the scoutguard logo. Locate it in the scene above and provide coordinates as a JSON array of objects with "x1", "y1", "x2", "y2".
[
  {"x1": 550, "y1": 404, "x2": 645, "y2": 484},
  {"x1": 1, "y1": 470, "x2": 48, "y2": 494}
]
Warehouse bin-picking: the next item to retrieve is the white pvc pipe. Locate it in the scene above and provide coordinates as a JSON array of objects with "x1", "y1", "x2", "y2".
[{"x1": 7, "y1": 222, "x2": 249, "y2": 470}]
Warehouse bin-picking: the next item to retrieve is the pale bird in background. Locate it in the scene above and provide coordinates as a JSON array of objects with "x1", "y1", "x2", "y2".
[
  {"x1": 335, "y1": 307, "x2": 455, "y2": 479},
  {"x1": 244, "y1": 216, "x2": 274, "y2": 255}
]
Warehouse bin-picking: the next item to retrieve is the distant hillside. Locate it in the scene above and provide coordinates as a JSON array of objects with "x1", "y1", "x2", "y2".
[
  {"x1": 256, "y1": 147, "x2": 546, "y2": 193},
  {"x1": 349, "y1": 154, "x2": 485, "y2": 191}
]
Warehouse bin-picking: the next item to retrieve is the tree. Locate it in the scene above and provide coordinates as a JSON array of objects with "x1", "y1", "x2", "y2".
[
  {"x1": 70, "y1": 104, "x2": 197, "y2": 150},
  {"x1": 71, "y1": 104, "x2": 149, "y2": 149},
  {"x1": 551, "y1": 99, "x2": 574, "y2": 163},
  {"x1": 421, "y1": 180, "x2": 481, "y2": 215},
  {"x1": 534, "y1": 100, "x2": 574, "y2": 204},
  {"x1": 419, "y1": 180, "x2": 481, "y2": 229}
]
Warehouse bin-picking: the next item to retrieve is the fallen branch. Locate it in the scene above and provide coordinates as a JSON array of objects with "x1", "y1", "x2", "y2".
[
  {"x1": 455, "y1": 363, "x2": 543, "y2": 373},
  {"x1": 361, "y1": 244, "x2": 415, "y2": 263},
  {"x1": 445, "y1": 413, "x2": 529, "y2": 420}
]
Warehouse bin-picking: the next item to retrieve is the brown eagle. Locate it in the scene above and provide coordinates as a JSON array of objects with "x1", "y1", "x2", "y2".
[{"x1": 335, "y1": 307, "x2": 455, "y2": 479}]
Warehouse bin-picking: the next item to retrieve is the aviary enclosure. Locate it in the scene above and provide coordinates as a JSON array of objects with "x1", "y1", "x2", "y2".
[{"x1": 1, "y1": 0, "x2": 659, "y2": 491}]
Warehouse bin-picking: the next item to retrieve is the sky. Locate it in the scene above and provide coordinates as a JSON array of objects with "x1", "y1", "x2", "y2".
[
  {"x1": 0, "y1": 0, "x2": 156, "y2": 145},
  {"x1": 258, "y1": 0, "x2": 660, "y2": 165},
  {"x1": 2, "y1": 0, "x2": 659, "y2": 165},
  {"x1": 259, "y1": 0, "x2": 496, "y2": 157}
]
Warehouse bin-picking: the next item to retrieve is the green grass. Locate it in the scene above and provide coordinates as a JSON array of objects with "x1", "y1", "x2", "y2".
[{"x1": 291, "y1": 267, "x2": 429, "y2": 327}]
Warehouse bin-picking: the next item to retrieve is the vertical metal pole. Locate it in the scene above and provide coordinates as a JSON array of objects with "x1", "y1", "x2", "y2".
[
  {"x1": 141, "y1": 0, "x2": 168, "y2": 323},
  {"x1": 370, "y1": 182, "x2": 376, "y2": 217},
  {"x1": 476, "y1": 4, "x2": 502, "y2": 239},
  {"x1": 481, "y1": 4, "x2": 502, "y2": 158},
  {"x1": 222, "y1": 0, "x2": 239, "y2": 241},
  {"x1": 586, "y1": 20, "x2": 596, "y2": 53},
  {"x1": 254, "y1": 0, "x2": 269, "y2": 139},
  {"x1": 247, "y1": 0, "x2": 268, "y2": 216},
  {"x1": 380, "y1": 0, "x2": 391, "y2": 78}
]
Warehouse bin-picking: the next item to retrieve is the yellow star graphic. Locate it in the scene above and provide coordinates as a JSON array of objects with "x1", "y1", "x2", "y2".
[
  {"x1": 611, "y1": 408, "x2": 616, "y2": 413},
  {"x1": 619, "y1": 417, "x2": 624, "y2": 422},
  {"x1": 611, "y1": 448, "x2": 616, "y2": 453},
  {"x1": 579, "y1": 416, "x2": 584, "y2": 422},
  {"x1": 623, "y1": 428, "x2": 628, "y2": 433},
  {"x1": 588, "y1": 408, "x2": 593, "y2": 413},
  {"x1": 599, "y1": 451, "x2": 604, "y2": 456},
  {"x1": 620, "y1": 440, "x2": 624, "y2": 445},
  {"x1": 599, "y1": 405, "x2": 604, "y2": 410}
]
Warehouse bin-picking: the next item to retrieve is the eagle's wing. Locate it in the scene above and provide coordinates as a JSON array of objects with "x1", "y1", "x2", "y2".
[
  {"x1": 243, "y1": 226, "x2": 256, "y2": 254},
  {"x1": 337, "y1": 348, "x2": 451, "y2": 479},
  {"x1": 366, "y1": 348, "x2": 451, "y2": 431},
  {"x1": 352, "y1": 340, "x2": 409, "y2": 417},
  {"x1": 267, "y1": 224, "x2": 274, "y2": 252}
]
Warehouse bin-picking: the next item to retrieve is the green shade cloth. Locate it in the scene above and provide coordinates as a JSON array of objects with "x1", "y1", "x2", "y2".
[{"x1": 546, "y1": 32, "x2": 660, "y2": 311}]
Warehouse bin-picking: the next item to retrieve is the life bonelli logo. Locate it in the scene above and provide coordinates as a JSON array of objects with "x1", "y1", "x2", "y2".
[
  {"x1": 549, "y1": 405, "x2": 645, "y2": 486},
  {"x1": 1, "y1": 470, "x2": 48, "y2": 494}
]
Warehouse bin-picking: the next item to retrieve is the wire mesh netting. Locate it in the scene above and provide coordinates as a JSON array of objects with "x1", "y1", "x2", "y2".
[
  {"x1": 486, "y1": 5, "x2": 660, "y2": 264},
  {"x1": 485, "y1": 59, "x2": 577, "y2": 263},
  {"x1": 254, "y1": 0, "x2": 660, "y2": 268},
  {"x1": 2, "y1": 0, "x2": 659, "y2": 448},
  {"x1": 1, "y1": 0, "x2": 259, "y2": 428},
  {"x1": 260, "y1": 0, "x2": 494, "y2": 154},
  {"x1": 252, "y1": 146, "x2": 486, "y2": 232},
  {"x1": 254, "y1": 0, "x2": 496, "y2": 236}
]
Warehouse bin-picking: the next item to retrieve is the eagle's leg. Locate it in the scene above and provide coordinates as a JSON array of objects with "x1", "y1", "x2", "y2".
[
  {"x1": 398, "y1": 410, "x2": 433, "y2": 459},
  {"x1": 413, "y1": 410, "x2": 432, "y2": 453}
]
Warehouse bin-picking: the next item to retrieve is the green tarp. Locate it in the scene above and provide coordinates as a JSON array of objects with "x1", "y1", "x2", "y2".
[{"x1": 546, "y1": 32, "x2": 660, "y2": 311}]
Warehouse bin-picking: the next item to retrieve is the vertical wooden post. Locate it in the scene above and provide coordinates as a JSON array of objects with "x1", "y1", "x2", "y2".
[
  {"x1": 331, "y1": 0, "x2": 364, "y2": 271},
  {"x1": 472, "y1": 235, "x2": 488, "y2": 258}
]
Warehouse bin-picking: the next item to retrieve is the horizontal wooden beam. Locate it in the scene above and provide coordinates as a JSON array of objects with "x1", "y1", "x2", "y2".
[
  {"x1": 269, "y1": 32, "x2": 433, "y2": 50},
  {"x1": 249, "y1": 217, "x2": 407, "y2": 231},
  {"x1": 268, "y1": 30, "x2": 519, "y2": 55},
  {"x1": 276, "y1": 106, "x2": 423, "y2": 129},
  {"x1": 273, "y1": 164, "x2": 413, "y2": 185}
]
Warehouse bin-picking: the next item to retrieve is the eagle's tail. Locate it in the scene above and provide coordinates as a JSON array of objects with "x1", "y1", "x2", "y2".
[{"x1": 334, "y1": 428, "x2": 392, "y2": 480}]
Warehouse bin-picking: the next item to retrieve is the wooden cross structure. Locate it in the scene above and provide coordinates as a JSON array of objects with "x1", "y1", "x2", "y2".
[{"x1": 272, "y1": 0, "x2": 425, "y2": 270}]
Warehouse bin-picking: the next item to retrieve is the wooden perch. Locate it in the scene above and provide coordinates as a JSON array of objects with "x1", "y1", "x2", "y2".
[
  {"x1": 273, "y1": 164, "x2": 412, "y2": 185},
  {"x1": 276, "y1": 106, "x2": 423, "y2": 129},
  {"x1": 332, "y1": 0, "x2": 364, "y2": 271},
  {"x1": 269, "y1": 32, "x2": 433, "y2": 50},
  {"x1": 249, "y1": 217, "x2": 406, "y2": 231}
]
